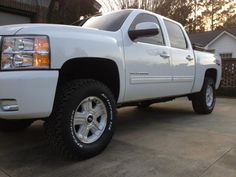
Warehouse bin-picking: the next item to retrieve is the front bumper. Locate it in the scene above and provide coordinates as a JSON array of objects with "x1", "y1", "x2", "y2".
[{"x1": 0, "y1": 71, "x2": 58, "y2": 120}]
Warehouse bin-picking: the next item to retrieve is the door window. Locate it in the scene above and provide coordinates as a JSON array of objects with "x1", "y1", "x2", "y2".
[
  {"x1": 164, "y1": 20, "x2": 188, "y2": 49},
  {"x1": 130, "y1": 13, "x2": 165, "y2": 46}
]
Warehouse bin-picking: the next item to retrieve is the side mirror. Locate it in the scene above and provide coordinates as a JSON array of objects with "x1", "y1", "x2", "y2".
[{"x1": 128, "y1": 22, "x2": 160, "y2": 40}]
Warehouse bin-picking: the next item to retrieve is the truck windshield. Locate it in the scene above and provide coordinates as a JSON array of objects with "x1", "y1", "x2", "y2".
[{"x1": 83, "y1": 10, "x2": 133, "y2": 32}]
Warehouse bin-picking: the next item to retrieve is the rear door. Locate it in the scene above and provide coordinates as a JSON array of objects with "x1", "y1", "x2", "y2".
[{"x1": 164, "y1": 19, "x2": 195, "y2": 95}]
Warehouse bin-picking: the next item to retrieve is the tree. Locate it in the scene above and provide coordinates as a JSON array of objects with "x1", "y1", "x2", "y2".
[
  {"x1": 185, "y1": 0, "x2": 205, "y2": 32},
  {"x1": 100, "y1": 0, "x2": 236, "y2": 32},
  {"x1": 179, "y1": 0, "x2": 236, "y2": 32},
  {"x1": 197, "y1": 0, "x2": 236, "y2": 31},
  {"x1": 154, "y1": 0, "x2": 192, "y2": 27},
  {"x1": 103, "y1": 0, "x2": 193, "y2": 27},
  {"x1": 224, "y1": 14, "x2": 236, "y2": 28},
  {"x1": 186, "y1": 15, "x2": 205, "y2": 32},
  {"x1": 48, "y1": 0, "x2": 99, "y2": 24}
]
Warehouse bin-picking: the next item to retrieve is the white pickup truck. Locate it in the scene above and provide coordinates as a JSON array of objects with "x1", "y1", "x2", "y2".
[{"x1": 0, "y1": 9, "x2": 221, "y2": 159}]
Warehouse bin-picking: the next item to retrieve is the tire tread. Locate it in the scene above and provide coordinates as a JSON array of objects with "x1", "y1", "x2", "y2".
[
  {"x1": 44, "y1": 79, "x2": 116, "y2": 160},
  {"x1": 192, "y1": 77, "x2": 215, "y2": 114}
]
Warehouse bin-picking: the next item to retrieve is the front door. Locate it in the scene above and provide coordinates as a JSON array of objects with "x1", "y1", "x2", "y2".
[{"x1": 123, "y1": 13, "x2": 173, "y2": 102}]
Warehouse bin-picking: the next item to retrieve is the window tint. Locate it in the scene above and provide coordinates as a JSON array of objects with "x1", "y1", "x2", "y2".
[
  {"x1": 83, "y1": 10, "x2": 132, "y2": 32},
  {"x1": 164, "y1": 20, "x2": 187, "y2": 49},
  {"x1": 130, "y1": 13, "x2": 164, "y2": 46}
]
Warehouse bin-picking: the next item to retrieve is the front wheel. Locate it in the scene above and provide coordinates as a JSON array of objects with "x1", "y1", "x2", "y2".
[
  {"x1": 45, "y1": 79, "x2": 116, "y2": 160},
  {"x1": 191, "y1": 77, "x2": 216, "y2": 114}
]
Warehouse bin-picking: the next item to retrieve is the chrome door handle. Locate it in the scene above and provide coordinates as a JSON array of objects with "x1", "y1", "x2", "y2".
[
  {"x1": 186, "y1": 55, "x2": 194, "y2": 61},
  {"x1": 160, "y1": 52, "x2": 170, "y2": 59}
]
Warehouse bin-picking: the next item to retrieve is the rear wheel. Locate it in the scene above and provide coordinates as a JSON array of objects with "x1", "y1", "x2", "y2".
[
  {"x1": 191, "y1": 77, "x2": 216, "y2": 114},
  {"x1": 45, "y1": 79, "x2": 116, "y2": 160},
  {"x1": 0, "y1": 119, "x2": 33, "y2": 132}
]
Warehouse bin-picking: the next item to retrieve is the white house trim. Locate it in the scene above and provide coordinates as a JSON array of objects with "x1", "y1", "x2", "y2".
[{"x1": 206, "y1": 31, "x2": 236, "y2": 48}]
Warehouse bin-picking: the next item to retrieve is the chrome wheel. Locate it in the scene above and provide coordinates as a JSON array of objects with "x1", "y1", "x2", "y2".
[
  {"x1": 206, "y1": 85, "x2": 214, "y2": 107},
  {"x1": 72, "y1": 96, "x2": 107, "y2": 144}
]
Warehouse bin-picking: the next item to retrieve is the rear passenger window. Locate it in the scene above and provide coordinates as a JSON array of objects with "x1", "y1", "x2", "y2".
[{"x1": 164, "y1": 20, "x2": 188, "y2": 49}]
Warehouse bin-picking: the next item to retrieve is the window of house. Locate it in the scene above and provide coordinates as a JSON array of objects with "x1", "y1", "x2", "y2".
[{"x1": 220, "y1": 53, "x2": 232, "y2": 60}]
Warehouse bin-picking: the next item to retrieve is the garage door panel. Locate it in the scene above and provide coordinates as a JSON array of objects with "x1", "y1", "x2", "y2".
[{"x1": 0, "y1": 11, "x2": 31, "y2": 26}]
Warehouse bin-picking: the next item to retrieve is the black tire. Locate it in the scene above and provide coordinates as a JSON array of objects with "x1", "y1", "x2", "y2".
[
  {"x1": 0, "y1": 119, "x2": 33, "y2": 132},
  {"x1": 191, "y1": 77, "x2": 216, "y2": 114},
  {"x1": 45, "y1": 79, "x2": 117, "y2": 160}
]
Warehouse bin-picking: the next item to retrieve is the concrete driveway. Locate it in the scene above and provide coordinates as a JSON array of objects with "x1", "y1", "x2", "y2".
[{"x1": 0, "y1": 98, "x2": 236, "y2": 177}]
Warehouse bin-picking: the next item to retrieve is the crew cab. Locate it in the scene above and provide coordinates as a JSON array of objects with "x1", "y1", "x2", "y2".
[{"x1": 0, "y1": 9, "x2": 221, "y2": 160}]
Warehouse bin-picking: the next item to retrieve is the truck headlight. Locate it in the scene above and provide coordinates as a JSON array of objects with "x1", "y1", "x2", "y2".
[{"x1": 1, "y1": 36, "x2": 50, "y2": 70}]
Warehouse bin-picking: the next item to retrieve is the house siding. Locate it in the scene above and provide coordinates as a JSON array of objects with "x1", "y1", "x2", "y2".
[{"x1": 207, "y1": 33, "x2": 236, "y2": 58}]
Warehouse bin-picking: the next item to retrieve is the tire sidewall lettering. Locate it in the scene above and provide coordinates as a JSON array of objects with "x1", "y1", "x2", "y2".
[{"x1": 101, "y1": 93, "x2": 113, "y2": 131}]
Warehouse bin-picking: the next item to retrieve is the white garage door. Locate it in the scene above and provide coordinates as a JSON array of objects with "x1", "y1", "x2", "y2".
[{"x1": 0, "y1": 11, "x2": 31, "y2": 26}]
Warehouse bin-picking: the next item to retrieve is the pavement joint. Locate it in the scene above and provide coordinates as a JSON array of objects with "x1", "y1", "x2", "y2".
[
  {"x1": 197, "y1": 147, "x2": 233, "y2": 177},
  {"x1": 0, "y1": 167, "x2": 11, "y2": 177}
]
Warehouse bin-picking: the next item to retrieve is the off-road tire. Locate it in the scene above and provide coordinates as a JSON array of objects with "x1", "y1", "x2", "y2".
[
  {"x1": 45, "y1": 79, "x2": 116, "y2": 160},
  {"x1": 191, "y1": 77, "x2": 216, "y2": 114}
]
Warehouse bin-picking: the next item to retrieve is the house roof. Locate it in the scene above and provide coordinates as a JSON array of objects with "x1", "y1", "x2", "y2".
[{"x1": 188, "y1": 27, "x2": 236, "y2": 47}]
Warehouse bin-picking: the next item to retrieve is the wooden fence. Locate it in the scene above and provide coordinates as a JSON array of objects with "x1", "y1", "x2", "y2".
[
  {"x1": 221, "y1": 59, "x2": 236, "y2": 88},
  {"x1": 218, "y1": 59, "x2": 236, "y2": 97}
]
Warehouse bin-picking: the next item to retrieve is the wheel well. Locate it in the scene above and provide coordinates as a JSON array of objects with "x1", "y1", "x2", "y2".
[
  {"x1": 58, "y1": 58, "x2": 120, "y2": 101},
  {"x1": 188, "y1": 68, "x2": 217, "y2": 101},
  {"x1": 205, "y1": 69, "x2": 217, "y2": 84}
]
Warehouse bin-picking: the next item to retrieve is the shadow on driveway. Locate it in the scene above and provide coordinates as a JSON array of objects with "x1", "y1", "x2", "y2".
[{"x1": 0, "y1": 98, "x2": 236, "y2": 177}]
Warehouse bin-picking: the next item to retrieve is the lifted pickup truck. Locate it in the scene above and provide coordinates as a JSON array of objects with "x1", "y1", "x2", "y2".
[{"x1": 0, "y1": 9, "x2": 221, "y2": 160}]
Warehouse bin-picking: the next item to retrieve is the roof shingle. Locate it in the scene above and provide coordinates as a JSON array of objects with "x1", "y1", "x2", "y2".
[{"x1": 188, "y1": 27, "x2": 236, "y2": 47}]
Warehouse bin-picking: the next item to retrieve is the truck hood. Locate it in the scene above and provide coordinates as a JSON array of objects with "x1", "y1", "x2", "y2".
[{"x1": 0, "y1": 24, "x2": 111, "y2": 37}]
